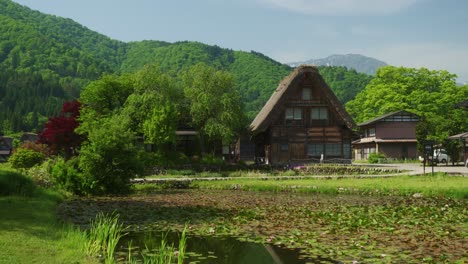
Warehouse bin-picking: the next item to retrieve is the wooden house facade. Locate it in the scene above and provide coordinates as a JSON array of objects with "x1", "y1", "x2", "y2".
[
  {"x1": 250, "y1": 65, "x2": 356, "y2": 165},
  {"x1": 352, "y1": 110, "x2": 420, "y2": 160}
]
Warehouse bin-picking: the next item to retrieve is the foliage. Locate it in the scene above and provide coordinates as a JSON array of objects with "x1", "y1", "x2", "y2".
[
  {"x1": 0, "y1": 169, "x2": 36, "y2": 196},
  {"x1": 78, "y1": 115, "x2": 143, "y2": 195},
  {"x1": 200, "y1": 153, "x2": 225, "y2": 166},
  {"x1": 79, "y1": 74, "x2": 133, "y2": 117},
  {"x1": 0, "y1": 0, "x2": 125, "y2": 132},
  {"x1": 368, "y1": 153, "x2": 386, "y2": 164},
  {"x1": 0, "y1": 0, "x2": 375, "y2": 133},
  {"x1": 318, "y1": 66, "x2": 373, "y2": 103},
  {"x1": 9, "y1": 147, "x2": 45, "y2": 169},
  {"x1": 86, "y1": 212, "x2": 126, "y2": 264},
  {"x1": 184, "y1": 63, "x2": 246, "y2": 151},
  {"x1": 19, "y1": 141, "x2": 51, "y2": 157},
  {"x1": 38, "y1": 100, "x2": 83, "y2": 157},
  {"x1": 347, "y1": 66, "x2": 468, "y2": 150},
  {"x1": 50, "y1": 156, "x2": 86, "y2": 195},
  {"x1": 123, "y1": 65, "x2": 180, "y2": 148}
]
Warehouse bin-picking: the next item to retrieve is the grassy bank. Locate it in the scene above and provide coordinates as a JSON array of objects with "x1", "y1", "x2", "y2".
[
  {"x1": 0, "y1": 169, "x2": 96, "y2": 264},
  {"x1": 189, "y1": 174, "x2": 468, "y2": 198}
]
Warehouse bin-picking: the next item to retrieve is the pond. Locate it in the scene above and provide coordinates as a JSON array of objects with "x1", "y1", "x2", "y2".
[
  {"x1": 116, "y1": 231, "x2": 339, "y2": 264},
  {"x1": 58, "y1": 190, "x2": 467, "y2": 263}
]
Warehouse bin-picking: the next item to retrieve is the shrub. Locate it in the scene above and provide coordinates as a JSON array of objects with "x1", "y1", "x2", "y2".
[
  {"x1": 9, "y1": 148, "x2": 45, "y2": 169},
  {"x1": 50, "y1": 157, "x2": 86, "y2": 194},
  {"x1": 200, "y1": 154, "x2": 225, "y2": 166},
  {"x1": 20, "y1": 142, "x2": 52, "y2": 157},
  {"x1": 78, "y1": 116, "x2": 143, "y2": 195},
  {"x1": 0, "y1": 170, "x2": 36, "y2": 196},
  {"x1": 368, "y1": 153, "x2": 386, "y2": 164}
]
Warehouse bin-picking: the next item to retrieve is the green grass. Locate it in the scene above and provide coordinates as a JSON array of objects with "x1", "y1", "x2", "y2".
[
  {"x1": 0, "y1": 169, "x2": 97, "y2": 264},
  {"x1": 193, "y1": 174, "x2": 468, "y2": 198}
]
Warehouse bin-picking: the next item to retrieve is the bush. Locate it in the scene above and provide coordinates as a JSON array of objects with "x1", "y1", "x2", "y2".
[
  {"x1": 368, "y1": 153, "x2": 386, "y2": 164},
  {"x1": 9, "y1": 148, "x2": 45, "y2": 169},
  {"x1": 0, "y1": 170, "x2": 36, "y2": 196},
  {"x1": 78, "y1": 116, "x2": 144, "y2": 195},
  {"x1": 26, "y1": 161, "x2": 53, "y2": 188},
  {"x1": 200, "y1": 154, "x2": 225, "y2": 166},
  {"x1": 19, "y1": 142, "x2": 52, "y2": 157},
  {"x1": 50, "y1": 157, "x2": 86, "y2": 195}
]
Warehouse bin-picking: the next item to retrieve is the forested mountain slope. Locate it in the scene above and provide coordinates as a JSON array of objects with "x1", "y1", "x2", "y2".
[{"x1": 0, "y1": 0, "x2": 371, "y2": 132}]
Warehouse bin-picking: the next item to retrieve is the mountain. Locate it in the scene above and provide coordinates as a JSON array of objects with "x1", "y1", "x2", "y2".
[
  {"x1": 289, "y1": 54, "x2": 387, "y2": 75},
  {"x1": 0, "y1": 0, "x2": 372, "y2": 132}
]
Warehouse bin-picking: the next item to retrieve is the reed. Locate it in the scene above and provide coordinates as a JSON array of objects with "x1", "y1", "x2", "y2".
[{"x1": 86, "y1": 212, "x2": 127, "y2": 263}]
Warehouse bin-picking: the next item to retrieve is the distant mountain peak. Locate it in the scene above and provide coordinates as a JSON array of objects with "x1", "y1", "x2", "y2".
[{"x1": 289, "y1": 54, "x2": 387, "y2": 75}]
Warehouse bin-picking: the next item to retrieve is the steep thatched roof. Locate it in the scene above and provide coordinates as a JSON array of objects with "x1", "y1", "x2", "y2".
[{"x1": 250, "y1": 65, "x2": 356, "y2": 132}]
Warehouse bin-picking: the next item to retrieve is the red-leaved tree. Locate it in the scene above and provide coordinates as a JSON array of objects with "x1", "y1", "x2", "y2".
[{"x1": 38, "y1": 100, "x2": 83, "y2": 158}]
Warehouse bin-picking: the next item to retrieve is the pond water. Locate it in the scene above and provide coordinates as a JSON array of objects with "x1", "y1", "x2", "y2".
[{"x1": 116, "y1": 231, "x2": 340, "y2": 264}]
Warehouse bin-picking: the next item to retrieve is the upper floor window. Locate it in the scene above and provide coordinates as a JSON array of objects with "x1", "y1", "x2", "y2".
[
  {"x1": 311, "y1": 108, "x2": 328, "y2": 120},
  {"x1": 302, "y1": 88, "x2": 312, "y2": 100},
  {"x1": 367, "y1": 128, "x2": 375, "y2": 137},
  {"x1": 285, "y1": 108, "x2": 302, "y2": 120}
]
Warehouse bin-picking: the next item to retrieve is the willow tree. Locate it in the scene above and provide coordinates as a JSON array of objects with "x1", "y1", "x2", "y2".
[{"x1": 183, "y1": 63, "x2": 245, "y2": 154}]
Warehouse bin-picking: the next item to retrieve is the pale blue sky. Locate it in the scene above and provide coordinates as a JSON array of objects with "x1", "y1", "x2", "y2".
[{"x1": 11, "y1": 0, "x2": 468, "y2": 82}]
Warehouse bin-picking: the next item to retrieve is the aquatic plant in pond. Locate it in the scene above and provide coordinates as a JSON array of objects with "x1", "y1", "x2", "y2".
[
  {"x1": 60, "y1": 190, "x2": 467, "y2": 263},
  {"x1": 122, "y1": 226, "x2": 188, "y2": 264},
  {"x1": 86, "y1": 212, "x2": 127, "y2": 263},
  {"x1": 119, "y1": 230, "x2": 313, "y2": 264}
]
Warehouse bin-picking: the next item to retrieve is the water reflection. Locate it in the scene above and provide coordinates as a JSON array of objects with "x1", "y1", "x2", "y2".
[{"x1": 117, "y1": 231, "x2": 327, "y2": 264}]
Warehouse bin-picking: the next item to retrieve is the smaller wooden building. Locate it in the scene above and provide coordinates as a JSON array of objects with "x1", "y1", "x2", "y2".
[
  {"x1": 352, "y1": 110, "x2": 420, "y2": 160},
  {"x1": 0, "y1": 136, "x2": 13, "y2": 161}
]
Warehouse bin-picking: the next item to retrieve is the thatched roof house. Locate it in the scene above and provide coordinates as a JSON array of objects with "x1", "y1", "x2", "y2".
[{"x1": 250, "y1": 65, "x2": 356, "y2": 165}]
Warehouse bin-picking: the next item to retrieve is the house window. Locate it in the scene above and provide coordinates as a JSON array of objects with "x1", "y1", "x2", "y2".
[
  {"x1": 280, "y1": 144, "x2": 289, "y2": 152},
  {"x1": 307, "y1": 144, "x2": 323, "y2": 156},
  {"x1": 302, "y1": 88, "x2": 312, "y2": 100},
  {"x1": 343, "y1": 143, "x2": 351, "y2": 159},
  {"x1": 311, "y1": 108, "x2": 328, "y2": 120},
  {"x1": 285, "y1": 108, "x2": 302, "y2": 120},
  {"x1": 326, "y1": 144, "x2": 341, "y2": 156},
  {"x1": 367, "y1": 128, "x2": 375, "y2": 137}
]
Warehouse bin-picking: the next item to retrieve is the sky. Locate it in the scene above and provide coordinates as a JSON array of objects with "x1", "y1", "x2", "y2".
[{"x1": 11, "y1": 0, "x2": 468, "y2": 82}]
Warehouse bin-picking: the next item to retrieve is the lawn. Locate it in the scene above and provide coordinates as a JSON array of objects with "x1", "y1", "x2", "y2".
[
  {"x1": 0, "y1": 169, "x2": 96, "y2": 264},
  {"x1": 139, "y1": 173, "x2": 468, "y2": 198}
]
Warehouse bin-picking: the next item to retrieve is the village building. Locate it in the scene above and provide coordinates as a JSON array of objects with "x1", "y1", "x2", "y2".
[
  {"x1": 250, "y1": 65, "x2": 356, "y2": 165},
  {"x1": 0, "y1": 136, "x2": 13, "y2": 161},
  {"x1": 448, "y1": 100, "x2": 468, "y2": 167},
  {"x1": 352, "y1": 110, "x2": 420, "y2": 160}
]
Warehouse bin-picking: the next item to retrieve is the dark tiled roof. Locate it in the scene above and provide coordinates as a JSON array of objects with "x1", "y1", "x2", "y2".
[{"x1": 357, "y1": 110, "x2": 418, "y2": 126}]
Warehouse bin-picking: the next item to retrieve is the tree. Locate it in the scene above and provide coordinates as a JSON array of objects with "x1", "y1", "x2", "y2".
[
  {"x1": 122, "y1": 65, "x2": 181, "y2": 150},
  {"x1": 78, "y1": 115, "x2": 143, "y2": 195},
  {"x1": 38, "y1": 100, "x2": 82, "y2": 158},
  {"x1": 347, "y1": 66, "x2": 468, "y2": 154},
  {"x1": 183, "y1": 63, "x2": 245, "y2": 154}
]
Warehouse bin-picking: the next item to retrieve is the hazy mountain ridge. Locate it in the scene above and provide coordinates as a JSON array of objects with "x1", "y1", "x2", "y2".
[{"x1": 289, "y1": 54, "x2": 387, "y2": 75}]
